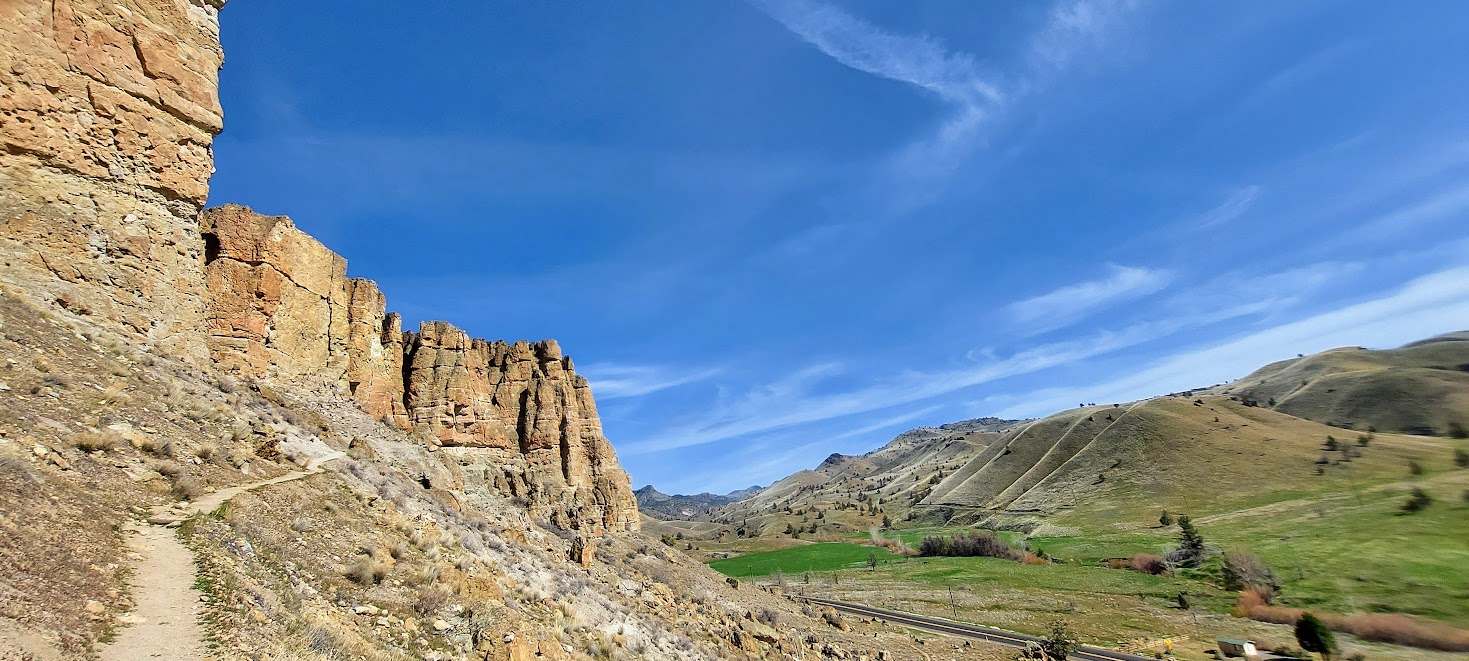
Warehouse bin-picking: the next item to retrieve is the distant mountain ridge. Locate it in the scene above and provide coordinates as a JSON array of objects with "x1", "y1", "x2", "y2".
[{"x1": 635, "y1": 484, "x2": 765, "y2": 521}]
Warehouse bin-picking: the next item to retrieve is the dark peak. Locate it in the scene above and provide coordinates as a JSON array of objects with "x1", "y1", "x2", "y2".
[
  {"x1": 634, "y1": 484, "x2": 665, "y2": 497},
  {"x1": 819, "y1": 453, "x2": 851, "y2": 468}
]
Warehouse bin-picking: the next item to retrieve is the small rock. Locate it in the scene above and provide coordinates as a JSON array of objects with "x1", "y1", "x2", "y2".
[
  {"x1": 32, "y1": 444, "x2": 48, "y2": 457},
  {"x1": 503, "y1": 633, "x2": 516, "y2": 644},
  {"x1": 432, "y1": 618, "x2": 450, "y2": 632},
  {"x1": 49, "y1": 453, "x2": 71, "y2": 470},
  {"x1": 84, "y1": 600, "x2": 106, "y2": 615},
  {"x1": 0, "y1": 381, "x2": 10, "y2": 391}
]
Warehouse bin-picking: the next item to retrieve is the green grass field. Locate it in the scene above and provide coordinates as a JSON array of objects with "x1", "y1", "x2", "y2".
[{"x1": 707, "y1": 542, "x2": 904, "y2": 577}]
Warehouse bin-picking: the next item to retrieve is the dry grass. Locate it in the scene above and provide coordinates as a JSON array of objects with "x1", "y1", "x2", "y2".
[
  {"x1": 412, "y1": 585, "x2": 451, "y2": 616},
  {"x1": 171, "y1": 474, "x2": 205, "y2": 501},
  {"x1": 97, "y1": 381, "x2": 129, "y2": 408},
  {"x1": 1236, "y1": 591, "x2": 1469, "y2": 651},
  {"x1": 73, "y1": 430, "x2": 117, "y2": 452},
  {"x1": 140, "y1": 437, "x2": 175, "y2": 458},
  {"x1": 345, "y1": 555, "x2": 389, "y2": 586}
]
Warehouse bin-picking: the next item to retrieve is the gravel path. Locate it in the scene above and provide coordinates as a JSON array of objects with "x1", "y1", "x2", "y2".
[{"x1": 99, "y1": 452, "x2": 344, "y2": 660}]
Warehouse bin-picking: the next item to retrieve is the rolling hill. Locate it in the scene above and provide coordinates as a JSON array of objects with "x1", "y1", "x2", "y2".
[
  {"x1": 713, "y1": 334, "x2": 1469, "y2": 531},
  {"x1": 1216, "y1": 331, "x2": 1469, "y2": 437}
]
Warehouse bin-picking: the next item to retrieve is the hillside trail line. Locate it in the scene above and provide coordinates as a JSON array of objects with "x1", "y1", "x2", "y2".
[{"x1": 99, "y1": 452, "x2": 345, "y2": 661}]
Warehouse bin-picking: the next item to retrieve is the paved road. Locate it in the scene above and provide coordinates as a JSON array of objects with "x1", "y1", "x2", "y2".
[{"x1": 798, "y1": 596, "x2": 1158, "y2": 661}]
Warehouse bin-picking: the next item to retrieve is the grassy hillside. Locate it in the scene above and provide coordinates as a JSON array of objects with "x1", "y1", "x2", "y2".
[
  {"x1": 1217, "y1": 333, "x2": 1469, "y2": 436},
  {"x1": 695, "y1": 333, "x2": 1469, "y2": 659}
]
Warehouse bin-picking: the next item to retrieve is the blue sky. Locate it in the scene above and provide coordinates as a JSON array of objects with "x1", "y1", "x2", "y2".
[{"x1": 209, "y1": 1, "x2": 1469, "y2": 495}]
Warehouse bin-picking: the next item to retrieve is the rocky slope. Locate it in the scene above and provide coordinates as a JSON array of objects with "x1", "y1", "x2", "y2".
[{"x1": 200, "y1": 204, "x2": 638, "y2": 533}]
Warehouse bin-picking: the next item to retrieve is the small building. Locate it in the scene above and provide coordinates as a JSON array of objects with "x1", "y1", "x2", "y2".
[{"x1": 1216, "y1": 638, "x2": 1258, "y2": 658}]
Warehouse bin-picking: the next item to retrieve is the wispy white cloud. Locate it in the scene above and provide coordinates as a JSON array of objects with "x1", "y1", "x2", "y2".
[
  {"x1": 1193, "y1": 185, "x2": 1262, "y2": 229},
  {"x1": 827, "y1": 405, "x2": 946, "y2": 442},
  {"x1": 1342, "y1": 180, "x2": 1469, "y2": 243},
  {"x1": 622, "y1": 317, "x2": 1205, "y2": 455},
  {"x1": 751, "y1": 0, "x2": 1002, "y2": 108},
  {"x1": 751, "y1": 0, "x2": 1138, "y2": 180},
  {"x1": 579, "y1": 363, "x2": 723, "y2": 400},
  {"x1": 990, "y1": 263, "x2": 1469, "y2": 418},
  {"x1": 1029, "y1": 0, "x2": 1141, "y2": 72},
  {"x1": 1007, "y1": 264, "x2": 1171, "y2": 329},
  {"x1": 619, "y1": 258, "x2": 1358, "y2": 456}
]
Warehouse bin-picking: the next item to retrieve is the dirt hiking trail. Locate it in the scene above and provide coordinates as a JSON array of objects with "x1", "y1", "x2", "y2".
[{"x1": 99, "y1": 452, "x2": 344, "y2": 660}]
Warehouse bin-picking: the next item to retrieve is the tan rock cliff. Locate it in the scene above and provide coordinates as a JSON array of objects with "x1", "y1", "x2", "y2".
[
  {"x1": 0, "y1": 0, "x2": 227, "y2": 363},
  {"x1": 201, "y1": 205, "x2": 638, "y2": 532},
  {"x1": 2, "y1": 1, "x2": 638, "y2": 533}
]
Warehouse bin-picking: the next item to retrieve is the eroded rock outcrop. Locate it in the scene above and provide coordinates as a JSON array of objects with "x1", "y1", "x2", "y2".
[
  {"x1": 2, "y1": 0, "x2": 637, "y2": 534},
  {"x1": 200, "y1": 205, "x2": 638, "y2": 532},
  {"x1": 199, "y1": 205, "x2": 410, "y2": 427},
  {"x1": 0, "y1": 0, "x2": 227, "y2": 363}
]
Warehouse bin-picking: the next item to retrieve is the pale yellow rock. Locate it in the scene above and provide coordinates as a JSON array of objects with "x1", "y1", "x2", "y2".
[{"x1": 0, "y1": 0, "x2": 226, "y2": 363}]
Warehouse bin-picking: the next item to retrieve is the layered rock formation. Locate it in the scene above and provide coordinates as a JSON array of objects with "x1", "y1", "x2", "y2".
[
  {"x1": 1, "y1": 0, "x2": 637, "y2": 533},
  {"x1": 0, "y1": 0, "x2": 227, "y2": 363},
  {"x1": 200, "y1": 205, "x2": 410, "y2": 426},
  {"x1": 200, "y1": 205, "x2": 638, "y2": 532}
]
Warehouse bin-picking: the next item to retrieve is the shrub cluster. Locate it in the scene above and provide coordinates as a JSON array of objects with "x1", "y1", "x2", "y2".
[
  {"x1": 917, "y1": 532, "x2": 1022, "y2": 561},
  {"x1": 1129, "y1": 553, "x2": 1168, "y2": 575},
  {"x1": 1236, "y1": 592, "x2": 1469, "y2": 651}
]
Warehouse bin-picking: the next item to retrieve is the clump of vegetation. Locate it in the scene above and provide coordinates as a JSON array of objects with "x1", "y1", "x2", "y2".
[
  {"x1": 1237, "y1": 593, "x2": 1469, "y2": 651},
  {"x1": 1166, "y1": 516, "x2": 1207, "y2": 568},
  {"x1": 917, "y1": 532, "x2": 1022, "y2": 561},
  {"x1": 1222, "y1": 546, "x2": 1280, "y2": 594},
  {"x1": 346, "y1": 554, "x2": 389, "y2": 586},
  {"x1": 412, "y1": 585, "x2": 451, "y2": 616},
  {"x1": 1450, "y1": 422, "x2": 1468, "y2": 439},
  {"x1": 1454, "y1": 448, "x2": 1468, "y2": 468},
  {"x1": 1408, "y1": 460, "x2": 1424, "y2": 476},
  {"x1": 73, "y1": 430, "x2": 117, "y2": 452},
  {"x1": 1296, "y1": 613, "x2": 1338, "y2": 660},
  {"x1": 1039, "y1": 621, "x2": 1079, "y2": 660},
  {"x1": 170, "y1": 474, "x2": 205, "y2": 501},
  {"x1": 140, "y1": 437, "x2": 175, "y2": 458},
  {"x1": 1129, "y1": 553, "x2": 1168, "y2": 576},
  {"x1": 1401, "y1": 488, "x2": 1433, "y2": 513},
  {"x1": 1158, "y1": 510, "x2": 1174, "y2": 527}
]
